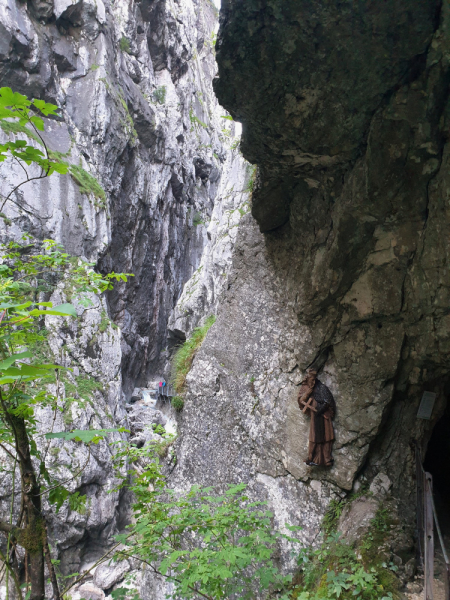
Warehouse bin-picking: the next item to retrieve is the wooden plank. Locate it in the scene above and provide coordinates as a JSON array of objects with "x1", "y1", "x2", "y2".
[{"x1": 424, "y1": 472, "x2": 434, "y2": 600}]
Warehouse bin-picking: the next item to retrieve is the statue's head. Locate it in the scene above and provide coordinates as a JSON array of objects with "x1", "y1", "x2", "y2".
[{"x1": 305, "y1": 368, "x2": 317, "y2": 383}]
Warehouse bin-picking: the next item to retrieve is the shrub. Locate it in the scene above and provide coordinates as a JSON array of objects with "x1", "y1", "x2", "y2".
[
  {"x1": 293, "y1": 506, "x2": 400, "y2": 600},
  {"x1": 171, "y1": 396, "x2": 185, "y2": 411},
  {"x1": 119, "y1": 36, "x2": 131, "y2": 53},
  {"x1": 153, "y1": 85, "x2": 167, "y2": 104},
  {"x1": 109, "y1": 443, "x2": 299, "y2": 600}
]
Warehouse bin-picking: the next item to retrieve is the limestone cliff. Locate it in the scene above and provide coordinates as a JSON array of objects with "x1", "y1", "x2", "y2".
[
  {"x1": 0, "y1": 0, "x2": 248, "y2": 592},
  {"x1": 170, "y1": 0, "x2": 450, "y2": 570},
  {"x1": 2, "y1": 0, "x2": 450, "y2": 596}
]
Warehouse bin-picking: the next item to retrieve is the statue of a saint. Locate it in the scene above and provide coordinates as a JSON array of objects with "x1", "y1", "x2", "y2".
[{"x1": 297, "y1": 368, "x2": 336, "y2": 467}]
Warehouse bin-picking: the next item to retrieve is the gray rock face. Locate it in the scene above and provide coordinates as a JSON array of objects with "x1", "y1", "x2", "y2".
[
  {"x1": 0, "y1": 0, "x2": 247, "y2": 590},
  {"x1": 169, "y1": 0, "x2": 450, "y2": 559},
  {"x1": 168, "y1": 150, "x2": 253, "y2": 338},
  {"x1": 215, "y1": 0, "x2": 440, "y2": 232},
  {"x1": 0, "y1": 0, "x2": 237, "y2": 398}
]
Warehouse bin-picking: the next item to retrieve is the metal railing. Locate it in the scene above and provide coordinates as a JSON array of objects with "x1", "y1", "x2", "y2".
[
  {"x1": 155, "y1": 384, "x2": 175, "y2": 398},
  {"x1": 415, "y1": 443, "x2": 450, "y2": 600}
]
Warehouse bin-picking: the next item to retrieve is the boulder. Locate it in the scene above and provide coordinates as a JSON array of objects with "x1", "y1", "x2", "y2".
[
  {"x1": 369, "y1": 473, "x2": 392, "y2": 498},
  {"x1": 337, "y1": 497, "x2": 379, "y2": 545},
  {"x1": 75, "y1": 582, "x2": 105, "y2": 600},
  {"x1": 94, "y1": 560, "x2": 130, "y2": 590}
]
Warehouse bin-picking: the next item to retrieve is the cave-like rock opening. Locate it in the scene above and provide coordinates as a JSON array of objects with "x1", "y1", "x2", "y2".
[
  {"x1": 424, "y1": 401, "x2": 450, "y2": 536},
  {"x1": 424, "y1": 399, "x2": 450, "y2": 588}
]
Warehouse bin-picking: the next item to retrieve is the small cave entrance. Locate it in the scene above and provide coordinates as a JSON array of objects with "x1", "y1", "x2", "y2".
[{"x1": 424, "y1": 401, "x2": 450, "y2": 538}]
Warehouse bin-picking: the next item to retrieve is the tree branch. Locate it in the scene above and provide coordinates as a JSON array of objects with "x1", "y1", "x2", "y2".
[
  {"x1": 36, "y1": 446, "x2": 91, "y2": 496},
  {"x1": 0, "y1": 547, "x2": 23, "y2": 600}
]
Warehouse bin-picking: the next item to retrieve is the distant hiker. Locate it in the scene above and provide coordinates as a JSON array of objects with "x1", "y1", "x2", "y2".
[{"x1": 297, "y1": 368, "x2": 336, "y2": 467}]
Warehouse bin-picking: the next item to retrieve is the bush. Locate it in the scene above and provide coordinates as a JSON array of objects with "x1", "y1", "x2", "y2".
[
  {"x1": 119, "y1": 36, "x2": 131, "y2": 53},
  {"x1": 153, "y1": 85, "x2": 167, "y2": 104},
  {"x1": 171, "y1": 396, "x2": 185, "y2": 411},
  {"x1": 110, "y1": 443, "x2": 299, "y2": 600},
  {"x1": 294, "y1": 506, "x2": 400, "y2": 600}
]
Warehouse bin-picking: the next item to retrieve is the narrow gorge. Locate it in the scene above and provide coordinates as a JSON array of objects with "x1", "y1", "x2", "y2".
[{"x1": 0, "y1": 0, "x2": 449, "y2": 599}]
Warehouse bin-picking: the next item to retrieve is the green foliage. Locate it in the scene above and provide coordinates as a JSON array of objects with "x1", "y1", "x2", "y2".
[
  {"x1": 68, "y1": 162, "x2": 106, "y2": 206},
  {"x1": 0, "y1": 120, "x2": 42, "y2": 145},
  {"x1": 0, "y1": 236, "x2": 130, "y2": 515},
  {"x1": 230, "y1": 137, "x2": 240, "y2": 151},
  {"x1": 112, "y1": 442, "x2": 300, "y2": 600},
  {"x1": 189, "y1": 107, "x2": 207, "y2": 131},
  {"x1": 171, "y1": 396, "x2": 185, "y2": 411},
  {"x1": 293, "y1": 506, "x2": 400, "y2": 600},
  {"x1": 119, "y1": 36, "x2": 131, "y2": 53},
  {"x1": 0, "y1": 88, "x2": 133, "y2": 600},
  {"x1": 322, "y1": 498, "x2": 345, "y2": 534},
  {"x1": 0, "y1": 87, "x2": 70, "y2": 215},
  {"x1": 171, "y1": 315, "x2": 216, "y2": 395},
  {"x1": 47, "y1": 427, "x2": 123, "y2": 444},
  {"x1": 0, "y1": 87, "x2": 107, "y2": 214},
  {"x1": 153, "y1": 86, "x2": 167, "y2": 104},
  {"x1": 98, "y1": 309, "x2": 118, "y2": 332},
  {"x1": 245, "y1": 165, "x2": 257, "y2": 193},
  {"x1": 151, "y1": 429, "x2": 177, "y2": 458},
  {"x1": 117, "y1": 92, "x2": 138, "y2": 144},
  {"x1": 192, "y1": 211, "x2": 205, "y2": 226},
  {"x1": 0, "y1": 235, "x2": 130, "y2": 599}
]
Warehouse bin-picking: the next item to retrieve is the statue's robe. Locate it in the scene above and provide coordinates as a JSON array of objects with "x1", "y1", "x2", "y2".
[{"x1": 298, "y1": 377, "x2": 336, "y2": 467}]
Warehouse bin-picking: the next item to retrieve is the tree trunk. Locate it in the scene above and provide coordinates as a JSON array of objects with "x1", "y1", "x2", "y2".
[{"x1": 9, "y1": 413, "x2": 45, "y2": 600}]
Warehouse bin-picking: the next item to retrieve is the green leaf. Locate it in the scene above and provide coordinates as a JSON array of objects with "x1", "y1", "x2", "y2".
[
  {"x1": 46, "y1": 427, "x2": 124, "y2": 443},
  {"x1": 0, "y1": 301, "x2": 32, "y2": 310},
  {"x1": 29, "y1": 303, "x2": 77, "y2": 317},
  {"x1": 0, "y1": 350, "x2": 33, "y2": 370},
  {"x1": 29, "y1": 115, "x2": 44, "y2": 131},
  {"x1": 49, "y1": 486, "x2": 69, "y2": 513}
]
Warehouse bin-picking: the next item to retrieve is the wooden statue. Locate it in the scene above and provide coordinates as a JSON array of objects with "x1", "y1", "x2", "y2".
[{"x1": 297, "y1": 368, "x2": 336, "y2": 467}]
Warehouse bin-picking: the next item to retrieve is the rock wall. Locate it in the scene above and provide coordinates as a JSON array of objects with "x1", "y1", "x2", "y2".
[
  {"x1": 0, "y1": 0, "x2": 249, "y2": 592},
  {"x1": 2, "y1": 0, "x2": 450, "y2": 594},
  {"x1": 170, "y1": 0, "x2": 450, "y2": 558},
  {"x1": 168, "y1": 149, "x2": 253, "y2": 339},
  {"x1": 0, "y1": 0, "x2": 237, "y2": 396}
]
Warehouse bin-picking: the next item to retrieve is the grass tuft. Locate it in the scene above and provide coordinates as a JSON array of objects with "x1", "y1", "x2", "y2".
[
  {"x1": 69, "y1": 163, "x2": 106, "y2": 205},
  {"x1": 0, "y1": 121, "x2": 43, "y2": 145}
]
